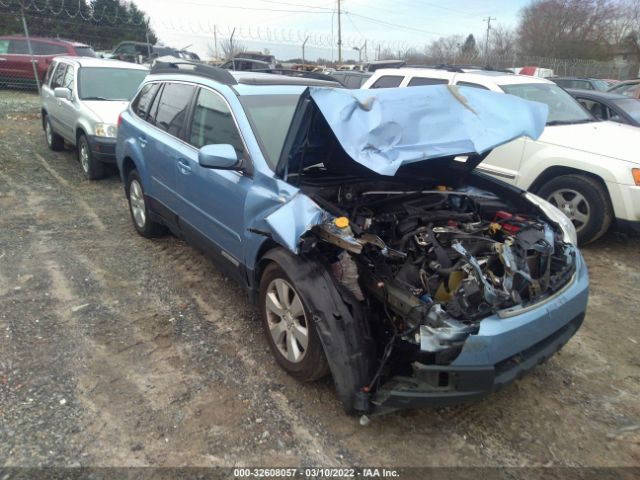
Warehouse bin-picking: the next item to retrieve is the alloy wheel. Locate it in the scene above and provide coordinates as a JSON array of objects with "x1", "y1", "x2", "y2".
[
  {"x1": 547, "y1": 189, "x2": 590, "y2": 233},
  {"x1": 129, "y1": 179, "x2": 146, "y2": 229},
  {"x1": 79, "y1": 142, "x2": 89, "y2": 173},
  {"x1": 264, "y1": 278, "x2": 309, "y2": 363}
]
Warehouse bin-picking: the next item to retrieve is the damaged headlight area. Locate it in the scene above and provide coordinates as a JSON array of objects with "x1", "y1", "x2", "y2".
[{"x1": 303, "y1": 183, "x2": 577, "y2": 372}]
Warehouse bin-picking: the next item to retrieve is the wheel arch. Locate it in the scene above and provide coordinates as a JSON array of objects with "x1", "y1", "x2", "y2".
[
  {"x1": 529, "y1": 166, "x2": 610, "y2": 199},
  {"x1": 256, "y1": 247, "x2": 377, "y2": 414},
  {"x1": 121, "y1": 156, "x2": 138, "y2": 188}
]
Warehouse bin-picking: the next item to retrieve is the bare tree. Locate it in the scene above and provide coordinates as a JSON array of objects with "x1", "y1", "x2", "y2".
[
  {"x1": 426, "y1": 35, "x2": 463, "y2": 62},
  {"x1": 489, "y1": 24, "x2": 517, "y2": 57},
  {"x1": 518, "y1": 0, "x2": 618, "y2": 60},
  {"x1": 220, "y1": 38, "x2": 247, "y2": 60}
]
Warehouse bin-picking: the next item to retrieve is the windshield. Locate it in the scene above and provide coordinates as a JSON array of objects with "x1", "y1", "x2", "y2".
[
  {"x1": 501, "y1": 83, "x2": 593, "y2": 125},
  {"x1": 240, "y1": 94, "x2": 300, "y2": 169},
  {"x1": 79, "y1": 67, "x2": 148, "y2": 101},
  {"x1": 612, "y1": 98, "x2": 640, "y2": 123}
]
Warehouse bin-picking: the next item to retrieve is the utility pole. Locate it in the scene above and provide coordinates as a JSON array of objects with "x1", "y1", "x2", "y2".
[
  {"x1": 483, "y1": 17, "x2": 496, "y2": 61},
  {"x1": 214, "y1": 25, "x2": 218, "y2": 60},
  {"x1": 337, "y1": 0, "x2": 342, "y2": 64},
  {"x1": 302, "y1": 36, "x2": 309, "y2": 65},
  {"x1": 229, "y1": 27, "x2": 236, "y2": 61}
]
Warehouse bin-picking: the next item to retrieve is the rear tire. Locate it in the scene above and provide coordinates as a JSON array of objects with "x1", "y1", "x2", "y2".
[
  {"x1": 78, "y1": 134, "x2": 105, "y2": 180},
  {"x1": 259, "y1": 262, "x2": 329, "y2": 382},
  {"x1": 537, "y1": 174, "x2": 612, "y2": 245},
  {"x1": 44, "y1": 114, "x2": 64, "y2": 151},
  {"x1": 126, "y1": 169, "x2": 165, "y2": 238}
]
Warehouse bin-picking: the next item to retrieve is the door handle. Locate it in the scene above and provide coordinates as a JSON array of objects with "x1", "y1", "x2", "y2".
[
  {"x1": 138, "y1": 136, "x2": 147, "y2": 148},
  {"x1": 177, "y1": 159, "x2": 192, "y2": 175},
  {"x1": 0, "y1": 58, "x2": 7, "y2": 62}
]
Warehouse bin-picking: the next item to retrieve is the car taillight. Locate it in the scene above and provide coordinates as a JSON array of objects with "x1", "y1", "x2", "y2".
[{"x1": 117, "y1": 114, "x2": 123, "y2": 128}]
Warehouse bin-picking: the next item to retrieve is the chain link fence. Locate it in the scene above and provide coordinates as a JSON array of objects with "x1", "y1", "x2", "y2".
[{"x1": 417, "y1": 52, "x2": 638, "y2": 81}]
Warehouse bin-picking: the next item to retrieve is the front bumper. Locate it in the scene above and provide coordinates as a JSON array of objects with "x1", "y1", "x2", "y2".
[
  {"x1": 87, "y1": 135, "x2": 116, "y2": 163},
  {"x1": 371, "y1": 251, "x2": 589, "y2": 414}
]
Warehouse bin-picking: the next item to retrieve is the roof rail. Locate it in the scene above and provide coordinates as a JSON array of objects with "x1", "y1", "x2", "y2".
[
  {"x1": 253, "y1": 68, "x2": 338, "y2": 82},
  {"x1": 150, "y1": 57, "x2": 237, "y2": 85},
  {"x1": 406, "y1": 64, "x2": 514, "y2": 74}
]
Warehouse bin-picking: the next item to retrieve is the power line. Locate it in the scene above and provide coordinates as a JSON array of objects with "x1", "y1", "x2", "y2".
[{"x1": 345, "y1": 11, "x2": 444, "y2": 38}]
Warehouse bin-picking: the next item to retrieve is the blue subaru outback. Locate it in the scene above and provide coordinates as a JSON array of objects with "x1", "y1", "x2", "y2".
[{"x1": 116, "y1": 60, "x2": 589, "y2": 415}]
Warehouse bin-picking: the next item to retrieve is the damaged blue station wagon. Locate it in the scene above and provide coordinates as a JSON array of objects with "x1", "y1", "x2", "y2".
[{"x1": 116, "y1": 60, "x2": 589, "y2": 415}]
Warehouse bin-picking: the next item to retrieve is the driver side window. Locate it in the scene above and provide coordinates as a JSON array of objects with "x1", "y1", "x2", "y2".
[{"x1": 188, "y1": 88, "x2": 244, "y2": 157}]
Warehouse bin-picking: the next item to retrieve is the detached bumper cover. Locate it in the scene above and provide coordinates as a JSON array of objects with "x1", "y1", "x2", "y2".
[
  {"x1": 87, "y1": 135, "x2": 116, "y2": 163},
  {"x1": 372, "y1": 252, "x2": 589, "y2": 413}
]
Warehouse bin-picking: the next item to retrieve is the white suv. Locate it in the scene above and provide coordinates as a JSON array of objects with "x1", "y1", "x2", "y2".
[{"x1": 363, "y1": 67, "x2": 640, "y2": 244}]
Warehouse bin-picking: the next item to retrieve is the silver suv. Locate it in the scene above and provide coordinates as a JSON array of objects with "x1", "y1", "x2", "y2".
[{"x1": 41, "y1": 57, "x2": 148, "y2": 179}]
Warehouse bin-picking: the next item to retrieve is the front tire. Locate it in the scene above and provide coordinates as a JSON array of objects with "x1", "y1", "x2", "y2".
[
  {"x1": 44, "y1": 115, "x2": 64, "y2": 151},
  {"x1": 537, "y1": 174, "x2": 612, "y2": 245},
  {"x1": 126, "y1": 169, "x2": 165, "y2": 238},
  {"x1": 78, "y1": 134, "x2": 105, "y2": 180},
  {"x1": 259, "y1": 262, "x2": 329, "y2": 382}
]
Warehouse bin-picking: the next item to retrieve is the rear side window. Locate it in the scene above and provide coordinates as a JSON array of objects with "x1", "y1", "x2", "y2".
[
  {"x1": 0, "y1": 40, "x2": 8, "y2": 54},
  {"x1": 50, "y1": 63, "x2": 67, "y2": 89},
  {"x1": 132, "y1": 83, "x2": 160, "y2": 119},
  {"x1": 370, "y1": 75, "x2": 403, "y2": 88},
  {"x1": 407, "y1": 77, "x2": 448, "y2": 86},
  {"x1": 189, "y1": 88, "x2": 244, "y2": 156},
  {"x1": 33, "y1": 43, "x2": 68, "y2": 55},
  {"x1": 151, "y1": 83, "x2": 196, "y2": 138}
]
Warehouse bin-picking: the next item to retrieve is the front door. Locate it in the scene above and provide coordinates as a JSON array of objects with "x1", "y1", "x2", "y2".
[{"x1": 175, "y1": 87, "x2": 251, "y2": 273}]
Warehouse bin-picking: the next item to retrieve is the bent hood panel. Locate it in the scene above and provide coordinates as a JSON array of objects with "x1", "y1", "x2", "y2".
[{"x1": 307, "y1": 85, "x2": 548, "y2": 176}]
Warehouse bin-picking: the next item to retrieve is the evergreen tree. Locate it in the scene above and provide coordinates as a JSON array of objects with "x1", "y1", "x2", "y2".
[{"x1": 0, "y1": 0, "x2": 157, "y2": 51}]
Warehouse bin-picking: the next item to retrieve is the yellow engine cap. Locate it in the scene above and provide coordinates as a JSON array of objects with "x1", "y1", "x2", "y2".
[{"x1": 335, "y1": 217, "x2": 350, "y2": 229}]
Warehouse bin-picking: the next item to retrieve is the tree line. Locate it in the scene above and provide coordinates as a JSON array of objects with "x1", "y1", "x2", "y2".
[
  {"x1": 0, "y1": 0, "x2": 156, "y2": 50},
  {"x1": 396, "y1": 0, "x2": 640, "y2": 63}
]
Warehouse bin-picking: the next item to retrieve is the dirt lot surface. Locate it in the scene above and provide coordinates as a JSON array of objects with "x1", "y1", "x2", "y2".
[{"x1": 1, "y1": 93, "x2": 639, "y2": 470}]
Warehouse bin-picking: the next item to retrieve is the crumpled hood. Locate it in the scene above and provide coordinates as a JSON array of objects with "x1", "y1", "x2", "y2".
[
  {"x1": 306, "y1": 85, "x2": 548, "y2": 176},
  {"x1": 83, "y1": 100, "x2": 129, "y2": 125},
  {"x1": 539, "y1": 120, "x2": 640, "y2": 164}
]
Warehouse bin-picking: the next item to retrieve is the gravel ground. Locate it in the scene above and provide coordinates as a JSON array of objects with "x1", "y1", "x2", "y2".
[{"x1": 0, "y1": 92, "x2": 639, "y2": 471}]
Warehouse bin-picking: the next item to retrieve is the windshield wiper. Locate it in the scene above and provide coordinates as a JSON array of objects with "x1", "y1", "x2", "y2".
[
  {"x1": 81, "y1": 96, "x2": 109, "y2": 101},
  {"x1": 546, "y1": 118, "x2": 596, "y2": 126}
]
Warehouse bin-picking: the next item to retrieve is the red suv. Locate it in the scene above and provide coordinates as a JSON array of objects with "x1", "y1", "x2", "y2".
[{"x1": 0, "y1": 36, "x2": 95, "y2": 88}]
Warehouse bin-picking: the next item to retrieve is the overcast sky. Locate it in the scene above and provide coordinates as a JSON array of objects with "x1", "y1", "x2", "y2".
[{"x1": 132, "y1": 0, "x2": 530, "y2": 61}]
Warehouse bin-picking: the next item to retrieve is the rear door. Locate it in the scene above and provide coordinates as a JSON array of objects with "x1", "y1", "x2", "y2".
[
  {"x1": 6, "y1": 39, "x2": 32, "y2": 83},
  {"x1": 143, "y1": 81, "x2": 197, "y2": 214}
]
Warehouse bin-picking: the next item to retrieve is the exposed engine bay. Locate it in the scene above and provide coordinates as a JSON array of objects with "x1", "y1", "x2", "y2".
[{"x1": 301, "y1": 180, "x2": 576, "y2": 371}]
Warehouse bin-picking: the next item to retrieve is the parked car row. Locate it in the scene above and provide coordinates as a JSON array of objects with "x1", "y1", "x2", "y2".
[{"x1": 39, "y1": 58, "x2": 591, "y2": 417}]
